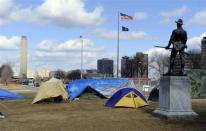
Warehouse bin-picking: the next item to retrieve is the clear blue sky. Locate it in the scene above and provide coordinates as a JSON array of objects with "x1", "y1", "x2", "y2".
[{"x1": 0, "y1": 0, "x2": 205, "y2": 75}]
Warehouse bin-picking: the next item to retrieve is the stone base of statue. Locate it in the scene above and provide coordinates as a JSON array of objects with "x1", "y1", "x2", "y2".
[{"x1": 153, "y1": 76, "x2": 198, "y2": 119}]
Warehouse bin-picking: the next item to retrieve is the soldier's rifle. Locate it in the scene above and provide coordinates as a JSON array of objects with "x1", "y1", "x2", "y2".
[
  {"x1": 154, "y1": 45, "x2": 190, "y2": 55},
  {"x1": 154, "y1": 46, "x2": 172, "y2": 50}
]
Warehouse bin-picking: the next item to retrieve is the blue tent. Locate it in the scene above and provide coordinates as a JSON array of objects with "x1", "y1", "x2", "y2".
[
  {"x1": 0, "y1": 89, "x2": 25, "y2": 100},
  {"x1": 67, "y1": 78, "x2": 134, "y2": 100},
  {"x1": 106, "y1": 88, "x2": 148, "y2": 108}
]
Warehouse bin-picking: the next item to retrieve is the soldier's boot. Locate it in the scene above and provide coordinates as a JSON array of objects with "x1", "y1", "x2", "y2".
[{"x1": 165, "y1": 65, "x2": 173, "y2": 75}]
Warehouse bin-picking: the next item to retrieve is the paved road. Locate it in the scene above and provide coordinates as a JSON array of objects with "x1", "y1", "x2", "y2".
[{"x1": 4, "y1": 86, "x2": 39, "y2": 93}]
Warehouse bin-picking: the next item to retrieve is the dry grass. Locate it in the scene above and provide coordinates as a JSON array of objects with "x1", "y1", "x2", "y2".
[{"x1": 0, "y1": 93, "x2": 206, "y2": 131}]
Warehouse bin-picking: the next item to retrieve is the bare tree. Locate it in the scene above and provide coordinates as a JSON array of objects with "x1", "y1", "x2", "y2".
[
  {"x1": 0, "y1": 64, "x2": 14, "y2": 85},
  {"x1": 149, "y1": 53, "x2": 169, "y2": 80},
  {"x1": 66, "y1": 70, "x2": 81, "y2": 80},
  {"x1": 139, "y1": 63, "x2": 148, "y2": 78},
  {"x1": 134, "y1": 54, "x2": 148, "y2": 78},
  {"x1": 54, "y1": 70, "x2": 66, "y2": 80}
]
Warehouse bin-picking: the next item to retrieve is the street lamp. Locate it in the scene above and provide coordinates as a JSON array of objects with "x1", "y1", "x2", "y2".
[{"x1": 80, "y1": 36, "x2": 83, "y2": 79}]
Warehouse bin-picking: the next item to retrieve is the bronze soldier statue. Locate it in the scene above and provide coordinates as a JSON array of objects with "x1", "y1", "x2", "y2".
[{"x1": 166, "y1": 19, "x2": 187, "y2": 75}]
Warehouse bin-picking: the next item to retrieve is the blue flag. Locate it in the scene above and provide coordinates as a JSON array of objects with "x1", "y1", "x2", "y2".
[{"x1": 122, "y1": 26, "x2": 129, "y2": 31}]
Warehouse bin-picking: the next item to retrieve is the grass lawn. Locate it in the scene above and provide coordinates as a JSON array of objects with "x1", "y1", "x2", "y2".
[{"x1": 0, "y1": 93, "x2": 206, "y2": 131}]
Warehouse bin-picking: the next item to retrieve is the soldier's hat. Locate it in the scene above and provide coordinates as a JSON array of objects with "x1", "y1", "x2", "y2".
[{"x1": 175, "y1": 19, "x2": 183, "y2": 25}]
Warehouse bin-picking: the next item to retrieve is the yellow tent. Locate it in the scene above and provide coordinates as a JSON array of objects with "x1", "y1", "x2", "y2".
[
  {"x1": 32, "y1": 78, "x2": 68, "y2": 104},
  {"x1": 115, "y1": 91, "x2": 147, "y2": 108},
  {"x1": 106, "y1": 88, "x2": 148, "y2": 108}
]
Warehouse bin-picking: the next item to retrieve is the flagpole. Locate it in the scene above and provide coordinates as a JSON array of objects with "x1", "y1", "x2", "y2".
[
  {"x1": 80, "y1": 36, "x2": 83, "y2": 79},
  {"x1": 117, "y1": 12, "x2": 120, "y2": 78}
]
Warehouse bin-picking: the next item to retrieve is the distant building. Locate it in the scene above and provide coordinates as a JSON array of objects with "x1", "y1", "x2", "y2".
[
  {"x1": 121, "y1": 56, "x2": 129, "y2": 77},
  {"x1": 37, "y1": 70, "x2": 50, "y2": 78},
  {"x1": 97, "y1": 58, "x2": 114, "y2": 77},
  {"x1": 201, "y1": 37, "x2": 206, "y2": 69},
  {"x1": 20, "y1": 36, "x2": 27, "y2": 78},
  {"x1": 121, "y1": 52, "x2": 148, "y2": 78},
  {"x1": 85, "y1": 69, "x2": 100, "y2": 79},
  {"x1": 27, "y1": 69, "x2": 35, "y2": 78},
  {"x1": 49, "y1": 71, "x2": 56, "y2": 78},
  {"x1": 86, "y1": 69, "x2": 98, "y2": 74}
]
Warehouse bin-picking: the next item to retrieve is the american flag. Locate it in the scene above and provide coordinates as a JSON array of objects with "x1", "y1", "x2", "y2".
[{"x1": 120, "y1": 13, "x2": 133, "y2": 20}]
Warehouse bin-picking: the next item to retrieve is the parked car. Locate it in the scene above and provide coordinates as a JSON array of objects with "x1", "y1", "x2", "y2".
[
  {"x1": 28, "y1": 79, "x2": 34, "y2": 86},
  {"x1": 21, "y1": 79, "x2": 29, "y2": 85}
]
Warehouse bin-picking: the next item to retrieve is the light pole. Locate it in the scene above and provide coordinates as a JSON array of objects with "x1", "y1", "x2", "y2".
[{"x1": 80, "y1": 36, "x2": 83, "y2": 79}]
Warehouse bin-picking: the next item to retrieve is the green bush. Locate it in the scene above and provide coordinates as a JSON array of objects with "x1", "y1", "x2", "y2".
[{"x1": 187, "y1": 69, "x2": 206, "y2": 99}]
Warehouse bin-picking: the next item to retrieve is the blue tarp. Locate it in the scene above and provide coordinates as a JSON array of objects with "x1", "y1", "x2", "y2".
[
  {"x1": 0, "y1": 89, "x2": 25, "y2": 100},
  {"x1": 66, "y1": 78, "x2": 135, "y2": 100}
]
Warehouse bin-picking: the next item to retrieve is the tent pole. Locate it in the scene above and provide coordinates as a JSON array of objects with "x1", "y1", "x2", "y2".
[{"x1": 132, "y1": 92, "x2": 137, "y2": 108}]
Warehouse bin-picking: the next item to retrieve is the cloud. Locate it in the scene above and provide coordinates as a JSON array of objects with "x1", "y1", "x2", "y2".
[
  {"x1": 187, "y1": 32, "x2": 206, "y2": 50},
  {"x1": 0, "y1": 0, "x2": 13, "y2": 24},
  {"x1": 189, "y1": 9, "x2": 206, "y2": 25},
  {"x1": 34, "y1": 38, "x2": 105, "y2": 70},
  {"x1": 160, "y1": 6, "x2": 189, "y2": 24},
  {"x1": 145, "y1": 47, "x2": 169, "y2": 58},
  {"x1": 0, "y1": 35, "x2": 108, "y2": 71},
  {"x1": 134, "y1": 12, "x2": 148, "y2": 20},
  {"x1": 92, "y1": 29, "x2": 149, "y2": 40},
  {"x1": 0, "y1": 0, "x2": 104, "y2": 27},
  {"x1": 0, "y1": 0, "x2": 12, "y2": 15},
  {"x1": 0, "y1": 35, "x2": 20, "y2": 50},
  {"x1": 36, "y1": 39, "x2": 104, "y2": 53}
]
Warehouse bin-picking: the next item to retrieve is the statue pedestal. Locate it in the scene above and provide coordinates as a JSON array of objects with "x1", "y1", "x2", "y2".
[{"x1": 153, "y1": 76, "x2": 198, "y2": 119}]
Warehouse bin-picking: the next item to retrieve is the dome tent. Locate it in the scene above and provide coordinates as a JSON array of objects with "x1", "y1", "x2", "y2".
[
  {"x1": 32, "y1": 78, "x2": 68, "y2": 104},
  {"x1": 148, "y1": 87, "x2": 159, "y2": 101},
  {"x1": 106, "y1": 88, "x2": 148, "y2": 108}
]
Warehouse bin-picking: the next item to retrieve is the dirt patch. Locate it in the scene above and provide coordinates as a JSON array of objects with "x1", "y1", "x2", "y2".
[{"x1": 0, "y1": 93, "x2": 206, "y2": 131}]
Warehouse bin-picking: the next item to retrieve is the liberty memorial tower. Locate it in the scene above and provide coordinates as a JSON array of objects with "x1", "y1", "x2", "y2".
[{"x1": 20, "y1": 36, "x2": 27, "y2": 78}]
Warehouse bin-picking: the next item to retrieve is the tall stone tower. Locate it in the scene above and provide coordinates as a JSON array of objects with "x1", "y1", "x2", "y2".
[
  {"x1": 201, "y1": 37, "x2": 206, "y2": 69},
  {"x1": 20, "y1": 36, "x2": 27, "y2": 78}
]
